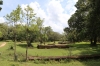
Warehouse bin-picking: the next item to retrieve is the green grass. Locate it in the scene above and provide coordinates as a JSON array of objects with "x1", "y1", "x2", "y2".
[
  {"x1": 0, "y1": 59, "x2": 100, "y2": 66},
  {"x1": 0, "y1": 41, "x2": 100, "y2": 66},
  {"x1": 15, "y1": 42, "x2": 100, "y2": 56}
]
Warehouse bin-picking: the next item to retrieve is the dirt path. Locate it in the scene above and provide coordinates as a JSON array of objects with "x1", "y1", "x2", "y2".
[{"x1": 0, "y1": 42, "x2": 6, "y2": 48}]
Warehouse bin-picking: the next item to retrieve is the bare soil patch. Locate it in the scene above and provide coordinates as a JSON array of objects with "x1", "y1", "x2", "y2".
[{"x1": 0, "y1": 42, "x2": 6, "y2": 48}]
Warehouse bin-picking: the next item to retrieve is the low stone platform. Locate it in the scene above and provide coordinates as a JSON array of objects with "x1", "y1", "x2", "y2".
[{"x1": 28, "y1": 54, "x2": 100, "y2": 61}]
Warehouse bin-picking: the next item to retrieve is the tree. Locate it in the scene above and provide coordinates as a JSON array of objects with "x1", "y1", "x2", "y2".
[
  {"x1": 38, "y1": 27, "x2": 48, "y2": 45},
  {"x1": 0, "y1": 23, "x2": 8, "y2": 41},
  {"x1": 15, "y1": 24, "x2": 26, "y2": 41},
  {"x1": 50, "y1": 32, "x2": 61, "y2": 44},
  {"x1": 44, "y1": 26, "x2": 53, "y2": 42},
  {"x1": 65, "y1": 0, "x2": 100, "y2": 46},
  {"x1": 0, "y1": 31, "x2": 3, "y2": 39},
  {"x1": 4, "y1": 5, "x2": 22, "y2": 61},
  {"x1": 64, "y1": 27, "x2": 76, "y2": 43},
  {"x1": 64, "y1": 0, "x2": 89, "y2": 42},
  {"x1": 69, "y1": 0, "x2": 88, "y2": 42},
  {"x1": 22, "y1": 5, "x2": 39, "y2": 61},
  {"x1": 36, "y1": 17, "x2": 44, "y2": 44},
  {"x1": 86, "y1": 0, "x2": 100, "y2": 46},
  {"x1": 22, "y1": 5, "x2": 36, "y2": 47}
]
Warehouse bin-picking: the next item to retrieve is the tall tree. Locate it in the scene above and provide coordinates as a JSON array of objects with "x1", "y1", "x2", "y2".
[
  {"x1": 23, "y1": 5, "x2": 36, "y2": 47},
  {"x1": 36, "y1": 17, "x2": 44, "y2": 44},
  {"x1": 64, "y1": 0, "x2": 89, "y2": 42},
  {"x1": 86, "y1": 0, "x2": 100, "y2": 46},
  {"x1": 22, "y1": 5, "x2": 38, "y2": 61},
  {"x1": 4, "y1": 5, "x2": 22, "y2": 61},
  {"x1": 44, "y1": 26, "x2": 53, "y2": 42},
  {"x1": 65, "y1": 0, "x2": 100, "y2": 46}
]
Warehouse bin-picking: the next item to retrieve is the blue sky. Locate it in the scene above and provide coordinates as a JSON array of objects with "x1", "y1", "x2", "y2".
[{"x1": 0, "y1": 0, "x2": 78, "y2": 33}]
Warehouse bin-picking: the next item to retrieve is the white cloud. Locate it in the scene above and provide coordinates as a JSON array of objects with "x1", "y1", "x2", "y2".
[
  {"x1": 54, "y1": 0, "x2": 64, "y2": 2},
  {"x1": 21, "y1": 0, "x2": 77, "y2": 34},
  {"x1": 45, "y1": 0, "x2": 69, "y2": 33},
  {"x1": 0, "y1": 17, "x2": 5, "y2": 23},
  {"x1": 74, "y1": 0, "x2": 78, "y2": 3},
  {"x1": 47, "y1": 0, "x2": 64, "y2": 15},
  {"x1": 65, "y1": 0, "x2": 77, "y2": 15},
  {"x1": 21, "y1": 2, "x2": 47, "y2": 19}
]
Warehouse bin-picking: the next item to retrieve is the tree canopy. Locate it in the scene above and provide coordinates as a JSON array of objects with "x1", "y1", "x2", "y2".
[{"x1": 64, "y1": 0, "x2": 100, "y2": 46}]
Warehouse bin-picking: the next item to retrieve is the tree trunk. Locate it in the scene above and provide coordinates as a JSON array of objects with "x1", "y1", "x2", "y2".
[
  {"x1": 26, "y1": 42, "x2": 28, "y2": 61},
  {"x1": 90, "y1": 35, "x2": 97, "y2": 46},
  {"x1": 54, "y1": 40, "x2": 55, "y2": 44},
  {"x1": 44, "y1": 42, "x2": 45, "y2": 45},
  {"x1": 40, "y1": 39, "x2": 43, "y2": 44},
  {"x1": 93, "y1": 35, "x2": 97, "y2": 46},
  {"x1": 27, "y1": 40, "x2": 33, "y2": 47},
  {"x1": 14, "y1": 34, "x2": 17, "y2": 61},
  {"x1": 26, "y1": 40, "x2": 33, "y2": 61},
  {"x1": 90, "y1": 38, "x2": 93, "y2": 45}
]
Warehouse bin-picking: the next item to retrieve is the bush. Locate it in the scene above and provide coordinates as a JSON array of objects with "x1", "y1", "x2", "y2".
[{"x1": 10, "y1": 46, "x2": 14, "y2": 50}]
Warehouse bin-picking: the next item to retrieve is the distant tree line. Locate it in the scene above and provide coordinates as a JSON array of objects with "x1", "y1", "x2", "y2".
[
  {"x1": 0, "y1": 23, "x2": 64, "y2": 43},
  {"x1": 0, "y1": 5, "x2": 64, "y2": 44}
]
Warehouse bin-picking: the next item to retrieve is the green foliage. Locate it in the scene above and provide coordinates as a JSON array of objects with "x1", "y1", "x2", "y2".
[
  {"x1": 86, "y1": 0, "x2": 100, "y2": 46},
  {"x1": 64, "y1": 0, "x2": 100, "y2": 45},
  {"x1": 4, "y1": 5, "x2": 22, "y2": 61},
  {"x1": 0, "y1": 31, "x2": 3, "y2": 38},
  {"x1": 22, "y1": 5, "x2": 39, "y2": 47},
  {"x1": 66, "y1": 0, "x2": 87, "y2": 42},
  {"x1": 0, "y1": 23, "x2": 8, "y2": 40}
]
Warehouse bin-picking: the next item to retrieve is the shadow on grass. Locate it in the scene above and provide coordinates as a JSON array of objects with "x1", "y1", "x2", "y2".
[
  {"x1": 67, "y1": 44, "x2": 100, "y2": 55},
  {"x1": 72, "y1": 44, "x2": 90, "y2": 48},
  {"x1": 17, "y1": 43, "x2": 37, "y2": 48},
  {"x1": 75, "y1": 44, "x2": 100, "y2": 66},
  {"x1": 17, "y1": 44, "x2": 27, "y2": 48},
  {"x1": 69, "y1": 59, "x2": 100, "y2": 66}
]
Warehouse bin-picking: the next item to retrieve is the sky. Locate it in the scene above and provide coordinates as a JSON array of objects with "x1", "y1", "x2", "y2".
[{"x1": 0, "y1": 0, "x2": 78, "y2": 34}]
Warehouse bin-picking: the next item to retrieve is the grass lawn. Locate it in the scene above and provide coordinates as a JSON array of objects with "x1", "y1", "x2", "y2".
[
  {"x1": 16, "y1": 42, "x2": 100, "y2": 56},
  {"x1": 0, "y1": 59, "x2": 100, "y2": 66},
  {"x1": 0, "y1": 41, "x2": 100, "y2": 66}
]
